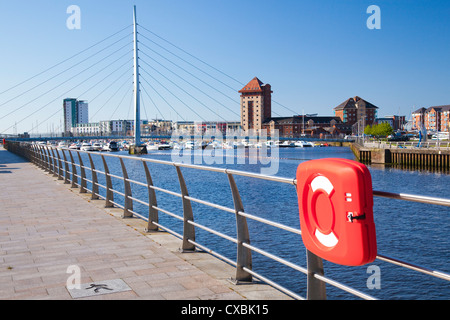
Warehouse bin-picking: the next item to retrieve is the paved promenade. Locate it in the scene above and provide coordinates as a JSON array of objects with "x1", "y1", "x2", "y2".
[{"x1": 0, "y1": 147, "x2": 289, "y2": 300}]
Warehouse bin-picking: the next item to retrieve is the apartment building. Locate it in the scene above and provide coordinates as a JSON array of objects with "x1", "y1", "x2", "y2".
[
  {"x1": 412, "y1": 105, "x2": 450, "y2": 132},
  {"x1": 63, "y1": 98, "x2": 89, "y2": 134},
  {"x1": 333, "y1": 96, "x2": 378, "y2": 126}
]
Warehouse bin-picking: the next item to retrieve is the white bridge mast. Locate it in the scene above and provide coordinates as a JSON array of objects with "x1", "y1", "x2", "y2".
[{"x1": 130, "y1": 5, "x2": 146, "y2": 154}]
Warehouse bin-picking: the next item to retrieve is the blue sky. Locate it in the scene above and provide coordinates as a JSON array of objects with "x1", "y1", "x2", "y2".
[{"x1": 0, "y1": 0, "x2": 449, "y2": 134}]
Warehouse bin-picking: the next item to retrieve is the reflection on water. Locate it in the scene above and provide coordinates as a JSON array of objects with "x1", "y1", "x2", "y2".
[{"x1": 75, "y1": 146, "x2": 450, "y2": 300}]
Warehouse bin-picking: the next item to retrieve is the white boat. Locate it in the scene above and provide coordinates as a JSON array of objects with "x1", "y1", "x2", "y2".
[
  {"x1": 57, "y1": 142, "x2": 68, "y2": 149},
  {"x1": 183, "y1": 141, "x2": 195, "y2": 149},
  {"x1": 222, "y1": 142, "x2": 233, "y2": 149},
  {"x1": 196, "y1": 141, "x2": 208, "y2": 149},
  {"x1": 80, "y1": 143, "x2": 94, "y2": 151},
  {"x1": 431, "y1": 132, "x2": 449, "y2": 140},
  {"x1": 172, "y1": 143, "x2": 182, "y2": 150},
  {"x1": 249, "y1": 142, "x2": 262, "y2": 148},
  {"x1": 158, "y1": 142, "x2": 172, "y2": 150},
  {"x1": 92, "y1": 142, "x2": 103, "y2": 151},
  {"x1": 120, "y1": 142, "x2": 130, "y2": 150},
  {"x1": 294, "y1": 141, "x2": 314, "y2": 148},
  {"x1": 103, "y1": 141, "x2": 119, "y2": 152},
  {"x1": 207, "y1": 140, "x2": 222, "y2": 149},
  {"x1": 280, "y1": 141, "x2": 295, "y2": 147},
  {"x1": 232, "y1": 142, "x2": 245, "y2": 149},
  {"x1": 146, "y1": 143, "x2": 159, "y2": 150},
  {"x1": 68, "y1": 143, "x2": 80, "y2": 150}
]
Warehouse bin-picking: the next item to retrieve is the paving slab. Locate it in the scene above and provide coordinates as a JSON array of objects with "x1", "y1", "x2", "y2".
[{"x1": 0, "y1": 147, "x2": 291, "y2": 300}]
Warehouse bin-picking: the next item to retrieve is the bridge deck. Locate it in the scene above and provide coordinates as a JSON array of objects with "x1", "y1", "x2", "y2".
[{"x1": 0, "y1": 147, "x2": 289, "y2": 300}]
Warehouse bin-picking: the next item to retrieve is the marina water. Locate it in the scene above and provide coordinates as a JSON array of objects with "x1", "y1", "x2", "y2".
[{"x1": 80, "y1": 146, "x2": 450, "y2": 300}]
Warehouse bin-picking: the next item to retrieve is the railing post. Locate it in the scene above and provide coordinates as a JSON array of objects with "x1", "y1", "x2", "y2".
[
  {"x1": 60, "y1": 149, "x2": 71, "y2": 184},
  {"x1": 41, "y1": 145, "x2": 47, "y2": 170},
  {"x1": 44, "y1": 147, "x2": 53, "y2": 174},
  {"x1": 42, "y1": 146, "x2": 50, "y2": 172},
  {"x1": 77, "y1": 152, "x2": 87, "y2": 193},
  {"x1": 29, "y1": 144, "x2": 36, "y2": 165},
  {"x1": 68, "y1": 150, "x2": 78, "y2": 188},
  {"x1": 306, "y1": 250, "x2": 327, "y2": 300},
  {"x1": 227, "y1": 173, "x2": 252, "y2": 283},
  {"x1": 175, "y1": 165, "x2": 195, "y2": 252},
  {"x1": 50, "y1": 148, "x2": 58, "y2": 177},
  {"x1": 54, "y1": 149, "x2": 64, "y2": 180},
  {"x1": 26, "y1": 144, "x2": 32, "y2": 162},
  {"x1": 33, "y1": 145, "x2": 39, "y2": 164},
  {"x1": 35, "y1": 145, "x2": 43, "y2": 169},
  {"x1": 119, "y1": 158, "x2": 133, "y2": 218},
  {"x1": 142, "y1": 161, "x2": 158, "y2": 231},
  {"x1": 88, "y1": 153, "x2": 99, "y2": 200},
  {"x1": 101, "y1": 155, "x2": 114, "y2": 208},
  {"x1": 48, "y1": 147, "x2": 56, "y2": 175}
]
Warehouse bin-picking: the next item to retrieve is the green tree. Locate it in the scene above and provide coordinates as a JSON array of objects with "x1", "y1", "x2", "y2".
[
  {"x1": 364, "y1": 125, "x2": 373, "y2": 136},
  {"x1": 364, "y1": 123, "x2": 393, "y2": 139},
  {"x1": 375, "y1": 122, "x2": 394, "y2": 138}
]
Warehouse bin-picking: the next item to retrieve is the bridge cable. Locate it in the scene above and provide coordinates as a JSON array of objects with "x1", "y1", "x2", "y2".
[
  {"x1": 109, "y1": 84, "x2": 134, "y2": 121},
  {"x1": 138, "y1": 24, "x2": 244, "y2": 87},
  {"x1": 0, "y1": 35, "x2": 132, "y2": 108},
  {"x1": 139, "y1": 48, "x2": 239, "y2": 119},
  {"x1": 78, "y1": 56, "x2": 133, "y2": 104},
  {"x1": 90, "y1": 74, "x2": 134, "y2": 122},
  {"x1": 35, "y1": 59, "x2": 133, "y2": 134},
  {"x1": 0, "y1": 43, "x2": 133, "y2": 121},
  {"x1": 137, "y1": 32, "x2": 237, "y2": 93},
  {"x1": 138, "y1": 41, "x2": 239, "y2": 107},
  {"x1": 139, "y1": 87, "x2": 149, "y2": 122},
  {"x1": 138, "y1": 41, "x2": 282, "y2": 118},
  {"x1": 138, "y1": 26, "x2": 299, "y2": 117},
  {"x1": 139, "y1": 75, "x2": 185, "y2": 121},
  {"x1": 139, "y1": 67, "x2": 206, "y2": 122},
  {"x1": 140, "y1": 81, "x2": 166, "y2": 121},
  {"x1": 139, "y1": 62, "x2": 228, "y2": 122},
  {"x1": 0, "y1": 24, "x2": 132, "y2": 96},
  {"x1": 1, "y1": 51, "x2": 133, "y2": 134}
]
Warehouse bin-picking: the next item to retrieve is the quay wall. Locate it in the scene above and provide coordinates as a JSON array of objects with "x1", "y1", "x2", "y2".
[{"x1": 351, "y1": 143, "x2": 450, "y2": 171}]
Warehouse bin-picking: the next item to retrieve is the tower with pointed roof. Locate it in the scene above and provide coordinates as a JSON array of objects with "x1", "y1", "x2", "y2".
[{"x1": 239, "y1": 77, "x2": 272, "y2": 132}]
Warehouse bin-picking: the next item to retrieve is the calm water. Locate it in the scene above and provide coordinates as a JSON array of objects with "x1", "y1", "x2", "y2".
[{"x1": 75, "y1": 146, "x2": 450, "y2": 300}]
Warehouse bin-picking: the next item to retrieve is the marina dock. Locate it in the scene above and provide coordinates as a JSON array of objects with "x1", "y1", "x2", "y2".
[
  {"x1": 0, "y1": 147, "x2": 289, "y2": 300},
  {"x1": 350, "y1": 142, "x2": 450, "y2": 171}
]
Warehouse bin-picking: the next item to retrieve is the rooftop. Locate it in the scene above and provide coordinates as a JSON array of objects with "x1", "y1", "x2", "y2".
[
  {"x1": 334, "y1": 96, "x2": 378, "y2": 111},
  {"x1": 238, "y1": 77, "x2": 265, "y2": 93}
]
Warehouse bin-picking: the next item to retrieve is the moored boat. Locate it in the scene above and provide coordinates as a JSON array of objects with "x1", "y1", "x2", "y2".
[
  {"x1": 80, "y1": 142, "x2": 94, "y2": 151},
  {"x1": 92, "y1": 142, "x2": 103, "y2": 151},
  {"x1": 103, "y1": 141, "x2": 119, "y2": 152}
]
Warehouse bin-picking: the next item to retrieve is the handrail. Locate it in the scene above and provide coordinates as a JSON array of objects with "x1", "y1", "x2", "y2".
[
  {"x1": 373, "y1": 190, "x2": 450, "y2": 207},
  {"x1": 6, "y1": 141, "x2": 450, "y2": 300}
]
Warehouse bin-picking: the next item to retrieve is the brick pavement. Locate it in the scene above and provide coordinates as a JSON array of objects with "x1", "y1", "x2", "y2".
[{"x1": 0, "y1": 147, "x2": 290, "y2": 300}]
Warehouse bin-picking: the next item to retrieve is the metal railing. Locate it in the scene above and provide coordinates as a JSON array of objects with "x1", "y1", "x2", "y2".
[
  {"x1": 5, "y1": 141, "x2": 450, "y2": 300},
  {"x1": 358, "y1": 138, "x2": 450, "y2": 150}
]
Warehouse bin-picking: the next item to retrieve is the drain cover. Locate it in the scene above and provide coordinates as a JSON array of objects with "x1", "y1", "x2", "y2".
[{"x1": 67, "y1": 279, "x2": 132, "y2": 298}]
